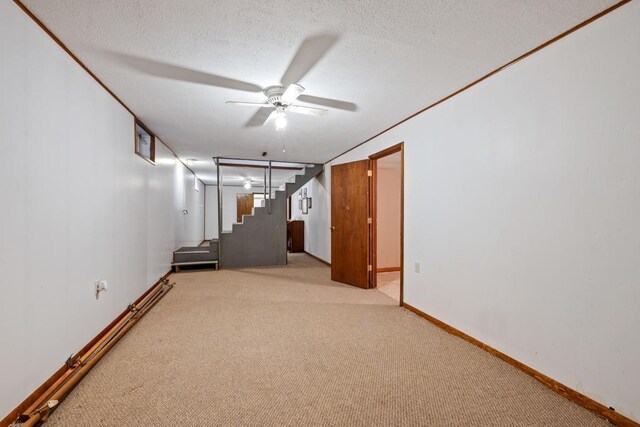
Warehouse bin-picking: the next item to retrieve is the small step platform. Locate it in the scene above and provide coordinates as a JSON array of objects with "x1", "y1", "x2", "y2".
[{"x1": 172, "y1": 240, "x2": 219, "y2": 272}]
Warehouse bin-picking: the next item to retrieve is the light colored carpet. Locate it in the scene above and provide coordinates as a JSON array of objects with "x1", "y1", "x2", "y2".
[
  {"x1": 377, "y1": 271, "x2": 401, "y2": 302},
  {"x1": 43, "y1": 254, "x2": 607, "y2": 426}
]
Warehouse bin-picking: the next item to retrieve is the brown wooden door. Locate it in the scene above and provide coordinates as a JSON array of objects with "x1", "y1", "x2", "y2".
[
  {"x1": 236, "y1": 193, "x2": 254, "y2": 222},
  {"x1": 331, "y1": 160, "x2": 369, "y2": 288}
]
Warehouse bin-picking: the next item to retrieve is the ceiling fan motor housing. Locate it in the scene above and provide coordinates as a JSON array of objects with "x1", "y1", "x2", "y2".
[
  {"x1": 263, "y1": 85, "x2": 288, "y2": 106},
  {"x1": 227, "y1": 82, "x2": 328, "y2": 122}
]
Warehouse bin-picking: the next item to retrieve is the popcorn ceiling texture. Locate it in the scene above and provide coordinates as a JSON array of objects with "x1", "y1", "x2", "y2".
[{"x1": 21, "y1": 0, "x2": 615, "y2": 181}]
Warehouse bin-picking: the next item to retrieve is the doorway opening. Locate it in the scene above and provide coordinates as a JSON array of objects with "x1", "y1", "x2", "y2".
[
  {"x1": 370, "y1": 143, "x2": 404, "y2": 305},
  {"x1": 329, "y1": 143, "x2": 404, "y2": 304}
]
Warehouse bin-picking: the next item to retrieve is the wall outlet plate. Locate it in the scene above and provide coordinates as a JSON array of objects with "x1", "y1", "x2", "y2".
[{"x1": 95, "y1": 280, "x2": 108, "y2": 299}]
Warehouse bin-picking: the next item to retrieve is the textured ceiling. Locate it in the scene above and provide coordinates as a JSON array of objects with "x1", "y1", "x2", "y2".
[{"x1": 21, "y1": 0, "x2": 615, "y2": 183}]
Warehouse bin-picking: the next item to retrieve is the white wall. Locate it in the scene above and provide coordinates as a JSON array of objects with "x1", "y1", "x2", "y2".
[
  {"x1": 376, "y1": 167, "x2": 401, "y2": 269},
  {"x1": 290, "y1": 175, "x2": 331, "y2": 261},
  {"x1": 0, "y1": 2, "x2": 203, "y2": 418},
  {"x1": 304, "y1": 2, "x2": 640, "y2": 421},
  {"x1": 173, "y1": 164, "x2": 205, "y2": 246},
  {"x1": 204, "y1": 185, "x2": 219, "y2": 240}
]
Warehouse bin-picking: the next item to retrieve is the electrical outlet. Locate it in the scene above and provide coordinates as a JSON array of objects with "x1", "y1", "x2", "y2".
[
  {"x1": 95, "y1": 280, "x2": 108, "y2": 299},
  {"x1": 414, "y1": 262, "x2": 421, "y2": 273}
]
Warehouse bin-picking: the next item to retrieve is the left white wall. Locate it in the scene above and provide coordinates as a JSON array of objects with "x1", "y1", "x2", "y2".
[
  {"x1": 204, "y1": 185, "x2": 219, "y2": 240},
  {"x1": 0, "y1": 2, "x2": 203, "y2": 418}
]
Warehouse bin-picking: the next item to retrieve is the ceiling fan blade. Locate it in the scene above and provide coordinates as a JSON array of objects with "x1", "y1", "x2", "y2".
[
  {"x1": 288, "y1": 105, "x2": 328, "y2": 117},
  {"x1": 297, "y1": 95, "x2": 357, "y2": 112},
  {"x1": 103, "y1": 51, "x2": 262, "y2": 92},
  {"x1": 226, "y1": 101, "x2": 272, "y2": 107},
  {"x1": 281, "y1": 84, "x2": 305, "y2": 104},
  {"x1": 280, "y1": 33, "x2": 340, "y2": 85},
  {"x1": 245, "y1": 107, "x2": 276, "y2": 127},
  {"x1": 263, "y1": 110, "x2": 280, "y2": 126}
]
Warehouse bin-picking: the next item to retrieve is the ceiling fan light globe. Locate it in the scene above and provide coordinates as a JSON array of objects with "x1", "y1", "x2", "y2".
[{"x1": 275, "y1": 116, "x2": 287, "y2": 129}]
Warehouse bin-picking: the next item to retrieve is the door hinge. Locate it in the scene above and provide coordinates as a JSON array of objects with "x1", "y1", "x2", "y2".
[
  {"x1": 368, "y1": 265, "x2": 373, "y2": 272},
  {"x1": 368, "y1": 217, "x2": 372, "y2": 224},
  {"x1": 367, "y1": 170, "x2": 372, "y2": 177}
]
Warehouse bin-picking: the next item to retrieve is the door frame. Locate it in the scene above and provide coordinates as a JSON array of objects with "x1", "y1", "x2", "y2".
[{"x1": 369, "y1": 142, "x2": 404, "y2": 306}]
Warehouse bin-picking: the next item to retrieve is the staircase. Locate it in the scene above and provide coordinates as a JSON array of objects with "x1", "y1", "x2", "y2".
[
  {"x1": 219, "y1": 164, "x2": 323, "y2": 268},
  {"x1": 280, "y1": 163, "x2": 324, "y2": 197}
]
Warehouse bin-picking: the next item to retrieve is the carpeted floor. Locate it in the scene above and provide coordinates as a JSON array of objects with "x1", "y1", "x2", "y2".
[{"x1": 44, "y1": 254, "x2": 607, "y2": 426}]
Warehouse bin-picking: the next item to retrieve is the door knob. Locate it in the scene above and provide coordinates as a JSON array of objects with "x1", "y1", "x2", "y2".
[{"x1": 330, "y1": 226, "x2": 336, "y2": 231}]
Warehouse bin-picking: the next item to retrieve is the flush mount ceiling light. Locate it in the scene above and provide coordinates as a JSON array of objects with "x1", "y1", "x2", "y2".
[{"x1": 244, "y1": 180, "x2": 252, "y2": 189}]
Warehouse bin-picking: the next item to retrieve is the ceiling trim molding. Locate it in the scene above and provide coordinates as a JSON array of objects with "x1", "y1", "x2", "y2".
[
  {"x1": 11, "y1": 0, "x2": 200, "y2": 179},
  {"x1": 14, "y1": 0, "x2": 631, "y2": 168},
  {"x1": 324, "y1": 0, "x2": 633, "y2": 165},
  {"x1": 12, "y1": 1, "x2": 133, "y2": 115}
]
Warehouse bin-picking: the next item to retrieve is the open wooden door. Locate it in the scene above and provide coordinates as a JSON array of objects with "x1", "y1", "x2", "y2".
[{"x1": 331, "y1": 160, "x2": 369, "y2": 288}]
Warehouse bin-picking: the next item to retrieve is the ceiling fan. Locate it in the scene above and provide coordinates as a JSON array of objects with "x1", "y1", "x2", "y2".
[
  {"x1": 106, "y1": 33, "x2": 357, "y2": 128},
  {"x1": 226, "y1": 83, "x2": 328, "y2": 129}
]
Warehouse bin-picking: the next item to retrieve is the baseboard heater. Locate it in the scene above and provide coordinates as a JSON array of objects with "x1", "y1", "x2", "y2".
[{"x1": 10, "y1": 278, "x2": 174, "y2": 427}]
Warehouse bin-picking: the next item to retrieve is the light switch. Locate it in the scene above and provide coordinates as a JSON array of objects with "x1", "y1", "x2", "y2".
[{"x1": 414, "y1": 262, "x2": 421, "y2": 273}]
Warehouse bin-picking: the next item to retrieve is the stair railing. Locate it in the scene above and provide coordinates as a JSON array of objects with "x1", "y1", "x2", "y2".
[
  {"x1": 263, "y1": 168, "x2": 267, "y2": 208},
  {"x1": 268, "y1": 161, "x2": 272, "y2": 214},
  {"x1": 215, "y1": 157, "x2": 222, "y2": 262}
]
